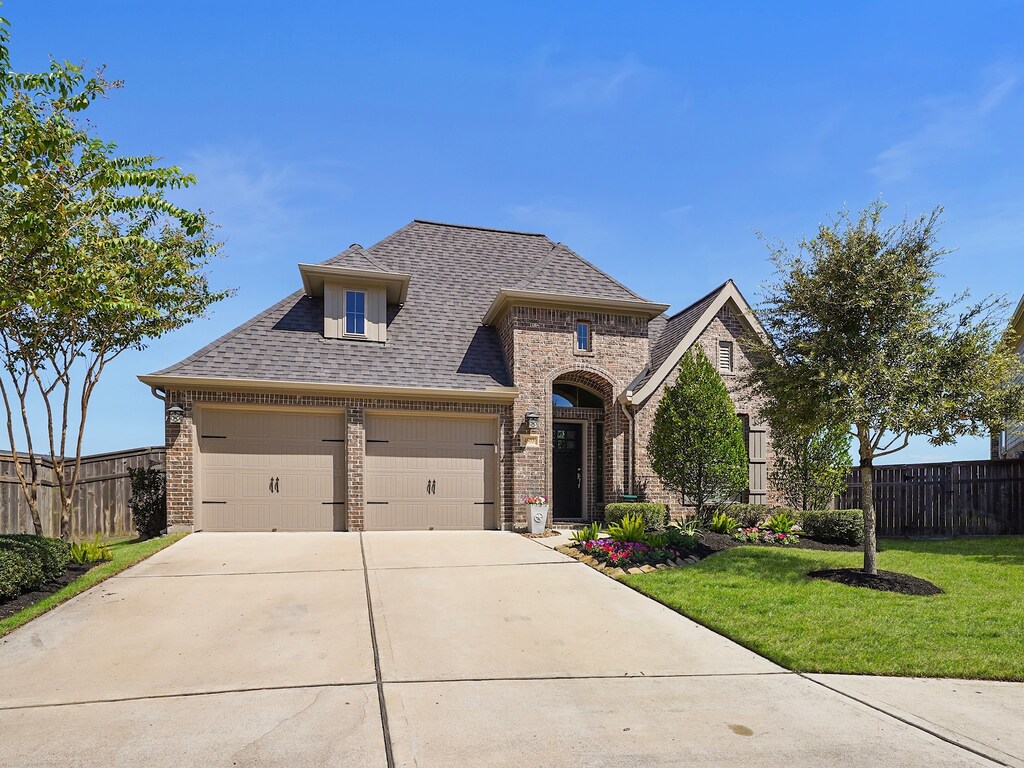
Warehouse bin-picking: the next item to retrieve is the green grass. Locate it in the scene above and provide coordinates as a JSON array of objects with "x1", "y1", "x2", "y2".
[
  {"x1": 622, "y1": 537, "x2": 1024, "y2": 680},
  {"x1": 0, "y1": 533, "x2": 187, "y2": 638}
]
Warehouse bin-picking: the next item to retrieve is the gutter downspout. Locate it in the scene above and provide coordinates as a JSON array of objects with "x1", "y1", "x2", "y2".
[
  {"x1": 148, "y1": 386, "x2": 166, "y2": 402},
  {"x1": 619, "y1": 395, "x2": 635, "y2": 495}
]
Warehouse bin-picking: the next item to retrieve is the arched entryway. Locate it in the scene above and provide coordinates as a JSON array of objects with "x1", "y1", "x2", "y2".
[{"x1": 549, "y1": 369, "x2": 615, "y2": 521}]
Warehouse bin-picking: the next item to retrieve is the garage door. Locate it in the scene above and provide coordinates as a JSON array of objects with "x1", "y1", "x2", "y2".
[
  {"x1": 363, "y1": 414, "x2": 497, "y2": 530},
  {"x1": 198, "y1": 409, "x2": 346, "y2": 531}
]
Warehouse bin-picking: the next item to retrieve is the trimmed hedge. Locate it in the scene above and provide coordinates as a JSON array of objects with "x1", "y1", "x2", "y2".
[
  {"x1": 0, "y1": 535, "x2": 73, "y2": 601},
  {"x1": 604, "y1": 502, "x2": 668, "y2": 532},
  {"x1": 798, "y1": 509, "x2": 864, "y2": 546}
]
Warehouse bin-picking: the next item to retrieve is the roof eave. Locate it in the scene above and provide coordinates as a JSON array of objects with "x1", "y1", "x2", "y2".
[
  {"x1": 139, "y1": 374, "x2": 519, "y2": 403},
  {"x1": 298, "y1": 263, "x2": 411, "y2": 304},
  {"x1": 482, "y1": 289, "x2": 670, "y2": 325}
]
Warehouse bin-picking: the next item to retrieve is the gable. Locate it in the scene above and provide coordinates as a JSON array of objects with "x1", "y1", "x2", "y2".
[{"x1": 625, "y1": 280, "x2": 767, "y2": 405}]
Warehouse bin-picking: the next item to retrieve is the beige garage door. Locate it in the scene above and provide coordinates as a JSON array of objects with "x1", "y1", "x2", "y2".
[
  {"x1": 364, "y1": 414, "x2": 497, "y2": 530},
  {"x1": 198, "y1": 408, "x2": 346, "y2": 531}
]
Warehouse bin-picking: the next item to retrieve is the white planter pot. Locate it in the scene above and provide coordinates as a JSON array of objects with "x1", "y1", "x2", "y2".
[{"x1": 528, "y1": 504, "x2": 549, "y2": 535}]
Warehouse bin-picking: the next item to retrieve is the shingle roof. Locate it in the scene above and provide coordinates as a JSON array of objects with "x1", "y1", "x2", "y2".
[
  {"x1": 631, "y1": 281, "x2": 730, "y2": 391},
  {"x1": 149, "y1": 220, "x2": 657, "y2": 391}
]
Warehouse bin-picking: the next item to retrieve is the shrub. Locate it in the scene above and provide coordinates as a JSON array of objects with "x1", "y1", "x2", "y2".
[
  {"x1": 570, "y1": 521, "x2": 602, "y2": 543},
  {"x1": 763, "y1": 511, "x2": 799, "y2": 534},
  {"x1": 70, "y1": 536, "x2": 113, "y2": 565},
  {"x1": 607, "y1": 513, "x2": 647, "y2": 543},
  {"x1": 0, "y1": 533, "x2": 71, "y2": 577},
  {"x1": 604, "y1": 502, "x2": 667, "y2": 532},
  {"x1": 799, "y1": 509, "x2": 864, "y2": 546},
  {"x1": 665, "y1": 520, "x2": 698, "y2": 549},
  {"x1": 0, "y1": 534, "x2": 72, "y2": 600},
  {"x1": 721, "y1": 504, "x2": 774, "y2": 528},
  {"x1": 708, "y1": 511, "x2": 739, "y2": 534},
  {"x1": 129, "y1": 467, "x2": 167, "y2": 538}
]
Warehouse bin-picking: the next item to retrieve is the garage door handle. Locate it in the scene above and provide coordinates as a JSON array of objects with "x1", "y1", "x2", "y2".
[
  {"x1": 274, "y1": 477, "x2": 280, "y2": 493},
  {"x1": 431, "y1": 479, "x2": 436, "y2": 494}
]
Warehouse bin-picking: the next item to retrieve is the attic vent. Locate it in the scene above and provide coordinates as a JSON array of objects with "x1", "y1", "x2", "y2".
[{"x1": 718, "y1": 340, "x2": 734, "y2": 372}]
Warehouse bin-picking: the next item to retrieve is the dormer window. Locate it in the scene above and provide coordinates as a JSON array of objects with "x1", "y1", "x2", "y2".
[
  {"x1": 345, "y1": 290, "x2": 366, "y2": 336},
  {"x1": 576, "y1": 321, "x2": 591, "y2": 353}
]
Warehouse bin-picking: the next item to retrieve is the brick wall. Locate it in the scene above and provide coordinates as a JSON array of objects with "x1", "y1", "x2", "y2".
[
  {"x1": 633, "y1": 303, "x2": 775, "y2": 517},
  {"x1": 163, "y1": 388, "x2": 512, "y2": 530},
  {"x1": 500, "y1": 305, "x2": 651, "y2": 527}
]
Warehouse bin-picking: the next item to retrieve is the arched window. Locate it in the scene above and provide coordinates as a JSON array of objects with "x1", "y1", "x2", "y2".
[{"x1": 551, "y1": 382, "x2": 603, "y2": 408}]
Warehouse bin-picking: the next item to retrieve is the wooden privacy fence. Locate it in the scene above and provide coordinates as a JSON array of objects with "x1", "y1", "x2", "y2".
[
  {"x1": 838, "y1": 459, "x2": 1024, "y2": 537},
  {"x1": 0, "y1": 446, "x2": 165, "y2": 539}
]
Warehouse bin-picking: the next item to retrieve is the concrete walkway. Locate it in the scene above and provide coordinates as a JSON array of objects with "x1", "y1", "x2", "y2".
[{"x1": 0, "y1": 531, "x2": 1017, "y2": 767}]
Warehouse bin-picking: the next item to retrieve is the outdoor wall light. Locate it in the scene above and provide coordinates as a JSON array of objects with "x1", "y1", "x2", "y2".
[
  {"x1": 521, "y1": 412, "x2": 542, "y2": 449},
  {"x1": 166, "y1": 404, "x2": 185, "y2": 424}
]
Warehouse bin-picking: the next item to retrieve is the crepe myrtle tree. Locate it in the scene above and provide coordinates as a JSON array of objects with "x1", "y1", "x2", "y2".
[
  {"x1": 0, "y1": 17, "x2": 229, "y2": 538},
  {"x1": 746, "y1": 201, "x2": 1024, "y2": 574},
  {"x1": 648, "y1": 348, "x2": 749, "y2": 521},
  {"x1": 768, "y1": 417, "x2": 851, "y2": 511}
]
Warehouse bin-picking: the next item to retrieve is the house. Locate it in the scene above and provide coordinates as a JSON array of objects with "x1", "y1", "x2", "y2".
[
  {"x1": 994, "y1": 293, "x2": 1024, "y2": 460},
  {"x1": 139, "y1": 220, "x2": 773, "y2": 532}
]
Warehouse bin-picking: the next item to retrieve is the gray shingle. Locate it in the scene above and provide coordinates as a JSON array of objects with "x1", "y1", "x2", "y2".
[
  {"x1": 631, "y1": 282, "x2": 729, "y2": 391},
  {"x1": 151, "y1": 220, "x2": 654, "y2": 391}
]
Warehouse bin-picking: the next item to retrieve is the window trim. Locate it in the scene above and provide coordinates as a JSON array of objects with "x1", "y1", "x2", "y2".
[
  {"x1": 718, "y1": 339, "x2": 734, "y2": 373},
  {"x1": 575, "y1": 320, "x2": 592, "y2": 354},
  {"x1": 345, "y1": 289, "x2": 367, "y2": 337}
]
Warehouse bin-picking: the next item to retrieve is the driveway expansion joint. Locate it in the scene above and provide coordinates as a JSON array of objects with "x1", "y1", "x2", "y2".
[
  {"x1": 360, "y1": 532, "x2": 396, "y2": 768},
  {"x1": 0, "y1": 680, "x2": 379, "y2": 712},
  {"x1": 802, "y1": 674, "x2": 1013, "y2": 768}
]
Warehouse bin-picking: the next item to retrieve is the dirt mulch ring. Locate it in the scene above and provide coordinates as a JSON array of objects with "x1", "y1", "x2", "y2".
[
  {"x1": 699, "y1": 531, "x2": 861, "y2": 553},
  {"x1": 520, "y1": 529, "x2": 563, "y2": 539},
  {"x1": 0, "y1": 563, "x2": 98, "y2": 621},
  {"x1": 808, "y1": 567, "x2": 943, "y2": 596}
]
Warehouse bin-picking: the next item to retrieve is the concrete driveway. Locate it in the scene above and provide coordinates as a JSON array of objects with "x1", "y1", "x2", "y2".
[{"x1": 0, "y1": 531, "x2": 1015, "y2": 767}]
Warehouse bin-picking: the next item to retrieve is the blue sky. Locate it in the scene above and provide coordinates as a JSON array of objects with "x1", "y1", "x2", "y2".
[{"x1": 5, "y1": 1, "x2": 1023, "y2": 461}]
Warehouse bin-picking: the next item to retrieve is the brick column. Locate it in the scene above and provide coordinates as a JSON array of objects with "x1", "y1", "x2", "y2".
[
  {"x1": 345, "y1": 407, "x2": 365, "y2": 531},
  {"x1": 164, "y1": 392, "x2": 195, "y2": 529}
]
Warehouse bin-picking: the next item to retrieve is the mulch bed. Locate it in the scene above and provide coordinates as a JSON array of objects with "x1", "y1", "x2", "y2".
[
  {"x1": 699, "y1": 531, "x2": 861, "y2": 553},
  {"x1": 808, "y1": 567, "x2": 943, "y2": 596},
  {"x1": 0, "y1": 563, "x2": 98, "y2": 621},
  {"x1": 520, "y1": 529, "x2": 563, "y2": 539}
]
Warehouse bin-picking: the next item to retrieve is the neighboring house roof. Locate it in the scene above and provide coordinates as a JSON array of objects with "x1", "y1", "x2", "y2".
[
  {"x1": 144, "y1": 220, "x2": 661, "y2": 395},
  {"x1": 1012, "y1": 293, "x2": 1024, "y2": 338},
  {"x1": 625, "y1": 279, "x2": 768, "y2": 405}
]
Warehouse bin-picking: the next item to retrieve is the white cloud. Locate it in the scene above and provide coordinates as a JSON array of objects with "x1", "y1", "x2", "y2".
[
  {"x1": 176, "y1": 144, "x2": 351, "y2": 263},
  {"x1": 870, "y1": 70, "x2": 1019, "y2": 185},
  {"x1": 527, "y1": 49, "x2": 670, "y2": 112}
]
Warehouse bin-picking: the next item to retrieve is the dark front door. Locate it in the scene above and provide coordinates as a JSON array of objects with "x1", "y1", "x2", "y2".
[{"x1": 552, "y1": 422, "x2": 583, "y2": 518}]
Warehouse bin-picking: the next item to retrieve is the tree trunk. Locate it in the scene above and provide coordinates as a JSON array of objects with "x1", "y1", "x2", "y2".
[
  {"x1": 860, "y1": 459, "x2": 877, "y2": 574},
  {"x1": 59, "y1": 502, "x2": 72, "y2": 541}
]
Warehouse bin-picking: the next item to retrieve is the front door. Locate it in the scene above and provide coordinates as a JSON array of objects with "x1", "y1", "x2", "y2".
[{"x1": 552, "y1": 422, "x2": 583, "y2": 518}]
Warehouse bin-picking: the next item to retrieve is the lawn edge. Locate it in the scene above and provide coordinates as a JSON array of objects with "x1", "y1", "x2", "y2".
[
  {"x1": 0, "y1": 532, "x2": 188, "y2": 638},
  {"x1": 619, "y1": 551, "x2": 1024, "y2": 683}
]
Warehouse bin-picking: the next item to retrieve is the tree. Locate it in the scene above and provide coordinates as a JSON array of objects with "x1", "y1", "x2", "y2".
[
  {"x1": 768, "y1": 419, "x2": 851, "y2": 511},
  {"x1": 746, "y1": 201, "x2": 1024, "y2": 573},
  {"x1": 648, "y1": 348, "x2": 749, "y2": 520},
  {"x1": 0, "y1": 17, "x2": 228, "y2": 537}
]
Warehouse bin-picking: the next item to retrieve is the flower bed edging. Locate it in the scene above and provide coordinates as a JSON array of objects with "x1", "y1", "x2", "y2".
[{"x1": 554, "y1": 543, "x2": 703, "y2": 578}]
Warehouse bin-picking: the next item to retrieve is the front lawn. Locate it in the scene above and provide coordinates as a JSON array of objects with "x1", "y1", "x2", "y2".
[
  {"x1": 622, "y1": 536, "x2": 1024, "y2": 680},
  {"x1": 0, "y1": 533, "x2": 186, "y2": 638}
]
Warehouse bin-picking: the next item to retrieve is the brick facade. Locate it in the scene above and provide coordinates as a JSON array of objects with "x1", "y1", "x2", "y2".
[
  {"x1": 633, "y1": 303, "x2": 773, "y2": 517},
  {"x1": 499, "y1": 305, "x2": 651, "y2": 527},
  {"x1": 162, "y1": 299, "x2": 775, "y2": 531}
]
